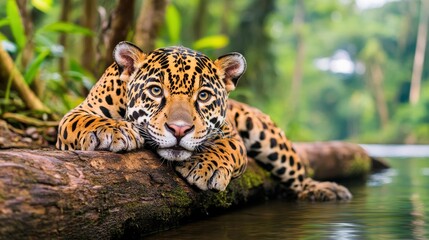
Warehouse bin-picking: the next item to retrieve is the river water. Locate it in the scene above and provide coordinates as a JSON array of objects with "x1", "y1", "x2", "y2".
[{"x1": 147, "y1": 157, "x2": 429, "y2": 239}]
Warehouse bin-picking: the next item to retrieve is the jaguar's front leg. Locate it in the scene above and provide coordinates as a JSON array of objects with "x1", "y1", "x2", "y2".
[
  {"x1": 175, "y1": 134, "x2": 247, "y2": 191},
  {"x1": 57, "y1": 109, "x2": 145, "y2": 152}
]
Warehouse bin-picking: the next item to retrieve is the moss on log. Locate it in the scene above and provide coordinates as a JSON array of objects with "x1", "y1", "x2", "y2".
[{"x1": 0, "y1": 142, "x2": 386, "y2": 239}]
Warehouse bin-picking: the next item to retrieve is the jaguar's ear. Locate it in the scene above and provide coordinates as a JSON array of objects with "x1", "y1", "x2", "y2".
[
  {"x1": 113, "y1": 41, "x2": 146, "y2": 81},
  {"x1": 214, "y1": 52, "x2": 246, "y2": 92}
]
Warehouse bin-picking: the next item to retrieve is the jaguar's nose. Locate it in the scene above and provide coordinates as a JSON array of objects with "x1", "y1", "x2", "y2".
[{"x1": 165, "y1": 123, "x2": 195, "y2": 139}]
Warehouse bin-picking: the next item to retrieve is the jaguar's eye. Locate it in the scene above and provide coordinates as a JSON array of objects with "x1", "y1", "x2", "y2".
[
  {"x1": 198, "y1": 91, "x2": 212, "y2": 102},
  {"x1": 149, "y1": 86, "x2": 163, "y2": 97}
]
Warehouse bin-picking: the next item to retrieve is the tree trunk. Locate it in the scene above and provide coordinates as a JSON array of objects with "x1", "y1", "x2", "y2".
[
  {"x1": 81, "y1": 0, "x2": 98, "y2": 78},
  {"x1": 16, "y1": 0, "x2": 44, "y2": 97},
  {"x1": 295, "y1": 141, "x2": 385, "y2": 180},
  {"x1": 58, "y1": 0, "x2": 72, "y2": 76},
  {"x1": 409, "y1": 0, "x2": 429, "y2": 105},
  {"x1": 369, "y1": 63, "x2": 389, "y2": 128},
  {"x1": 133, "y1": 0, "x2": 168, "y2": 52},
  {"x1": 220, "y1": 0, "x2": 232, "y2": 35},
  {"x1": 229, "y1": 0, "x2": 276, "y2": 103},
  {"x1": 193, "y1": 0, "x2": 209, "y2": 40},
  {"x1": 0, "y1": 142, "x2": 385, "y2": 239},
  {"x1": 289, "y1": 0, "x2": 305, "y2": 114},
  {"x1": 103, "y1": 0, "x2": 135, "y2": 68},
  {"x1": 16, "y1": 0, "x2": 33, "y2": 68}
]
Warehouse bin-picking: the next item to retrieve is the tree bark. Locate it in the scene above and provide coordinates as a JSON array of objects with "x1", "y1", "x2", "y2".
[
  {"x1": 0, "y1": 142, "x2": 385, "y2": 239},
  {"x1": 58, "y1": 0, "x2": 72, "y2": 75},
  {"x1": 133, "y1": 0, "x2": 168, "y2": 52},
  {"x1": 81, "y1": 0, "x2": 98, "y2": 77},
  {"x1": 103, "y1": 0, "x2": 135, "y2": 68}
]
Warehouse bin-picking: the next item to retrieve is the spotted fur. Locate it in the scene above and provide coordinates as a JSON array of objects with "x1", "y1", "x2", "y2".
[{"x1": 56, "y1": 41, "x2": 351, "y2": 200}]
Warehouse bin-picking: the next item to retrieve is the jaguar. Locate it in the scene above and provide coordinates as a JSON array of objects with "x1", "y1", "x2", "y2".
[{"x1": 56, "y1": 41, "x2": 351, "y2": 201}]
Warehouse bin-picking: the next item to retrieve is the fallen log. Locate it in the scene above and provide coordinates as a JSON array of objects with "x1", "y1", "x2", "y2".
[
  {"x1": 294, "y1": 141, "x2": 389, "y2": 180},
  {"x1": 0, "y1": 142, "x2": 387, "y2": 239}
]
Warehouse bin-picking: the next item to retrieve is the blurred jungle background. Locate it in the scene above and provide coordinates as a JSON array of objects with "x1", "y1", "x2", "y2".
[{"x1": 0, "y1": 0, "x2": 428, "y2": 145}]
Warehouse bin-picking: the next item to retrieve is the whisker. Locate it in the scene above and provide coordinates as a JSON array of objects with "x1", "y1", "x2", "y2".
[{"x1": 158, "y1": 157, "x2": 168, "y2": 168}]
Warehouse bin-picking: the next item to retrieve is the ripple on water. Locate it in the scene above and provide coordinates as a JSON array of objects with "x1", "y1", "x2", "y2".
[{"x1": 146, "y1": 158, "x2": 429, "y2": 240}]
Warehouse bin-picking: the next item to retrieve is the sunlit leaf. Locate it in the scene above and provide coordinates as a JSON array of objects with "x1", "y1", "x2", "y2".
[
  {"x1": 165, "y1": 5, "x2": 181, "y2": 44},
  {"x1": 69, "y1": 59, "x2": 96, "y2": 90},
  {"x1": 31, "y1": 0, "x2": 53, "y2": 13},
  {"x1": 155, "y1": 38, "x2": 167, "y2": 49},
  {"x1": 0, "y1": 19, "x2": 10, "y2": 28},
  {"x1": 24, "y1": 49, "x2": 51, "y2": 84},
  {"x1": 37, "y1": 22, "x2": 93, "y2": 36},
  {"x1": 0, "y1": 33, "x2": 9, "y2": 41},
  {"x1": 192, "y1": 35, "x2": 229, "y2": 50},
  {"x1": 63, "y1": 93, "x2": 85, "y2": 109},
  {"x1": 6, "y1": 0, "x2": 27, "y2": 49}
]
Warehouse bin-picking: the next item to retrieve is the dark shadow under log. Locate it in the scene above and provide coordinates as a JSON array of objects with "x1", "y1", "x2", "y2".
[{"x1": 0, "y1": 142, "x2": 387, "y2": 239}]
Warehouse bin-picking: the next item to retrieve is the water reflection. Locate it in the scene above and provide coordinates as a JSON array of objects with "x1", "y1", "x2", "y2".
[
  {"x1": 367, "y1": 168, "x2": 396, "y2": 186},
  {"x1": 147, "y1": 158, "x2": 429, "y2": 239}
]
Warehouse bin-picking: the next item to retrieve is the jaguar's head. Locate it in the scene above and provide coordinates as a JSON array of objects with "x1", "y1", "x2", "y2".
[{"x1": 113, "y1": 41, "x2": 246, "y2": 161}]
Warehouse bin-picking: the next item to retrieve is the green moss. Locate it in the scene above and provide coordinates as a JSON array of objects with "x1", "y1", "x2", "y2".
[
  {"x1": 345, "y1": 155, "x2": 371, "y2": 178},
  {"x1": 197, "y1": 167, "x2": 270, "y2": 210},
  {"x1": 194, "y1": 186, "x2": 236, "y2": 210},
  {"x1": 157, "y1": 204, "x2": 174, "y2": 221},
  {"x1": 165, "y1": 187, "x2": 192, "y2": 208},
  {"x1": 236, "y1": 169, "x2": 265, "y2": 189},
  {"x1": 305, "y1": 167, "x2": 315, "y2": 178},
  {"x1": 208, "y1": 191, "x2": 233, "y2": 208}
]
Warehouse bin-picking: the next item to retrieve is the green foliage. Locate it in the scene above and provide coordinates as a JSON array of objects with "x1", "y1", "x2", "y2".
[
  {"x1": 37, "y1": 22, "x2": 93, "y2": 36},
  {"x1": 6, "y1": 0, "x2": 26, "y2": 50},
  {"x1": 165, "y1": 4, "x2": 181, "y2": 45},
  {"x1": 24, "y1": 48, "x2": 50, "y2": 84},
  {"x1": 0, "y1": 1, "x2": 96, "y2": 114},
  {"x1": 31, "y1": 0, "x2": 53, "y2": 13},
  {"x1": 192, "y1": 35, "x2": 229, "y2": 50},
  {"x1": 249, "y1": 0, "x2": 429, "y2": 143},
  {"x1": 1, "y1": 0, "x2": 428, "y2": 143}
]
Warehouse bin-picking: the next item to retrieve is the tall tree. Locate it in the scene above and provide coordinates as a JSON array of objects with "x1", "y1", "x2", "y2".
[
  {"x1": 289, "y1": 0, "x2": 305, "y2": 114},
  {"x1": 16, "y1": 0, "x2": 43, "y2": 97},
  {"x1": 229, "y1": 0, "x2": 276, "y2": 106},
  {"x1": 59, "y1": 0, "x2": 72, "y2": 75},
  {"x1": 409, "y1": 0, "x2": 429, "y2": 105},
  {"x1": 193, "y1": 0, "x2": 209, "y2": 40},
  {"x1": 220, "y1": 0, "x2": 232, "y2": 35},
  {"x1": 16, "y1": 0, "x2": 33, "y2": 68},
  {"x1": 133, "y1": 0, "x2": 168, "y2": 52},
  {"x1": 103, "y1": 0, "x2": 135, "y2": 67},
  {"x1": 361, "y1": 39, "x2": 389, "y2": 128},
  {"x1": 81, "y1": 0, "x2": 98, "y2": 77}
]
